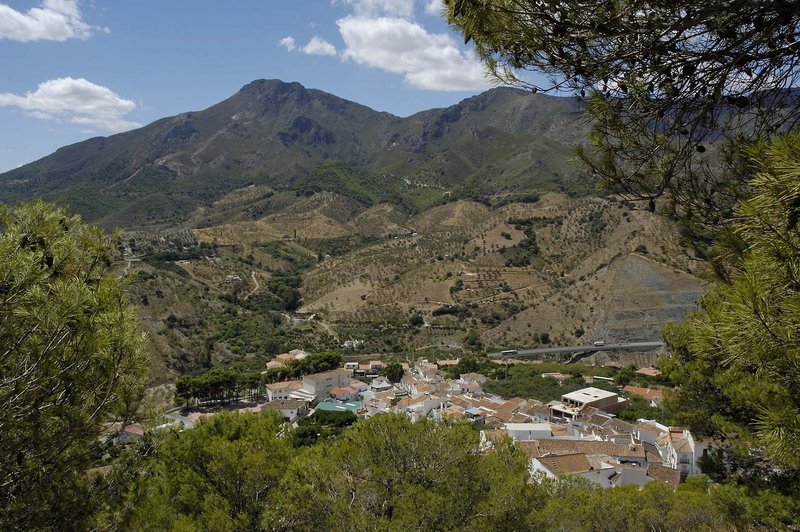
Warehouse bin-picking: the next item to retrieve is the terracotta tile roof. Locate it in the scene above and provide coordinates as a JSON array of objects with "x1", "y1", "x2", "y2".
[
  {"x1": 550, "y1": 424, "x2": 572, "y2": 437},
  {"x1": 643, "y1": 441, "x2": 663, "y2": 463},
  {"x1": 266, "y1": 380, "x2": 303, "y2": 391},
  {"x1": 331, "y1": 386, "x2": 356, "y2": 396},
  {"x1": 520, "y1": 439, "x2": 646, "y2": 460},
  {"x1": 634, "y1": 421, "x2": 668, "y2": 434},
  {"x1": 123, "y1": 424, "x2": 144, "y2": 436},
  {"x1": 647, "y1": 463, "x2": 683, "y2": 487},
  {"x1": 537, "y1": 453, "x2": 593, "y2": 475},
  {"x1": 602, "y1": 418, "x2": 636, "y2": 434},
  {"x1": 442, "y1": 407, "x2": 466, "y2": 419},
  {"x1": 483, "y1": 416, "x2": 505, "y2": 429},
  {"x1": 396, "y1": 395, "x2": 428, "y2": 408},
  {"x1": 636, "y1": 367, "x2": 662, "y2": 377},
  {"x1": 623, "y1": 385, "x2": 665, "y2": 402}
]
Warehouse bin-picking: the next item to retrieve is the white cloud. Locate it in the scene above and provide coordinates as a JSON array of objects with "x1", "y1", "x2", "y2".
[
  {"x1": 0, "y1": 0, "x2": 105, "y2": 42},
  {"x1": 301, "y1": 35, "x2": 337, "y2": 56},
  {"x1": 337, "y1": 16, "x2": 489, "y2": 91},
  {"x1": 279, "y1": 35, "x2": 296, "y2": 51},
  {"x1": 424, "y1": 0, "x2": 445, "y2": 16},
  {"x1": 0, "y1": 77, "x2": 141, "y2": 133},
  {"x1": 337, "y1": 0, "x2": 414, "y2": 18}
]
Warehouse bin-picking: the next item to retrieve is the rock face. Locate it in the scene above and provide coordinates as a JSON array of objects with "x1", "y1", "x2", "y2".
[
  {"x1": 0, "y1": 80, "x2": 588, "y2": 229},
  {"x1": 598, "y1": 255, "x2": 702, "y2": 343}
]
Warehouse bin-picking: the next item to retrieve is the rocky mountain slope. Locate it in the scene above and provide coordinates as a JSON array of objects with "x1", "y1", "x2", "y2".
[
  {"x1": 0, "y1": 80, "x2": 589, "y2": 230},
  {"x1": 0, "y1": 80, "x2": 703, "y2": 381}
]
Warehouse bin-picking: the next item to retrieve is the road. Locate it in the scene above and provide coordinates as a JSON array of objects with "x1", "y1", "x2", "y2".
[
  {"x1": 243, "y1": 270, "x2": 259, "y2": 300},
  {"x1": 164, "y1": 408, "x2": 194, "y2": 429},
  {"x1": 488, "y1": 341, "x2": 665, "y2": 358}
]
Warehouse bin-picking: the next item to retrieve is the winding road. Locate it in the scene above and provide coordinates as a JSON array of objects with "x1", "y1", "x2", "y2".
[{"x1": 488, "y1": 341, "x2": 665, "y2": 358}]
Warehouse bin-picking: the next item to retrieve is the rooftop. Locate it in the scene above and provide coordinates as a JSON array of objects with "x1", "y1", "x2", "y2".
[
  {"x1": 316, "y1": 400, "x2": 364, "y2": 413},
  {"x1": 505, "y1": 423, "x2": 552, "y2": 432},
  {"x1": 267, "y1": 399, "x2": 308, "y2": 409},
  {"x1": 562, "y1": 387, "x2": 619, "y2": 403},
  {"x1": 536, "y1": 453, "x2": 593, "y2": 475},
  {"x1": 520, "y1": 439, "x2": 646, "y2": 459},
  {"x1": 266, "y1": 380, "x2": 303, "y2": 391}
]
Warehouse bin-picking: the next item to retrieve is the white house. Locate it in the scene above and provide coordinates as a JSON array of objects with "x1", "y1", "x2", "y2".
[
  {"x1": 266, "y1": 380, "x2": 304, "y2": 401},
  {"x1": 661, "y1": 427, "x2": 707, "y2": 475},
  {"x1": 370, "y1": 376, "x2": 393, "y2": 391},
  {"x1": 549, "y1": 387, "x2": 628, "y2": 420},
  {"x1": 267, "y1": 399, "x2": 309, "y2": 422},
  {"x1": 290, "y1": 368, "x2": 353, "y2": 404},
  {"x1": 504, "y1": 422, "x2": 554, "y2": 441}
]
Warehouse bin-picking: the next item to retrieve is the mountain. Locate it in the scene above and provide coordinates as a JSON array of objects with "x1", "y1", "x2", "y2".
[
  {"x1": 0, "y1": 80, "x2": 589, "y2": 229},
  {"x1": 0, "y1": 80, "x2": 703, "y2": 382}
]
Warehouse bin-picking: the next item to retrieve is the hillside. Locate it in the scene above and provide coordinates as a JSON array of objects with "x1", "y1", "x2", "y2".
[
  {"x1": 0, "y1": 80, "x2": 589, "y2": 230},
  {"x1": 119, "y1": 190, "x2": 702, "y2": 383},
  {"x1": 0, "y1": 80, "x2": 703, "y2": 381}
]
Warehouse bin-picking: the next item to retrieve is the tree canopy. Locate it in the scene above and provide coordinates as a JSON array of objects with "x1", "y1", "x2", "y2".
[
  {"x1": 0, "y1": 201, "x2": 151, "y2": 529},
  {"x1": 104, "y1": 410, "x2": 800, "y2": 530},
  {"x1": 661, "y1": 133, "x2": 800, "y2": 483},
  {"x1": 446, "y1": 0, "x2": 800, "y2": 239}
]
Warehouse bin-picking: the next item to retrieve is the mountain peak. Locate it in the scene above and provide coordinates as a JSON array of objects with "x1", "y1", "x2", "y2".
[{"x1": 231, "y1": 79, "x2": 314, "y2": 113}]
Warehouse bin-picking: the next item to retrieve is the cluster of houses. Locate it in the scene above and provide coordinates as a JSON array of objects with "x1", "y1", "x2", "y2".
[{"x1": 255, "y1": 356, "x2": 702, "y2": 490}]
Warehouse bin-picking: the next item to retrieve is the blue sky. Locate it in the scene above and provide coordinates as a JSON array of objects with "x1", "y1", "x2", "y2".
[{"x1": 0, "y1": 0, "x2": 498, "y2": 172}]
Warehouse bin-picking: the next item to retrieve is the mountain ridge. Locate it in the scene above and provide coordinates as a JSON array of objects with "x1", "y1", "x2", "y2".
[{"x1": 0, "y1": 79, "x2": 590, "y2": 229}]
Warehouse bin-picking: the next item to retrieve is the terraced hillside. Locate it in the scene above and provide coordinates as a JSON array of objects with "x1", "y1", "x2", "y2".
[
  {"x1": 0, "y1": 80, "x2": 704, "y2": 381},
  {"x1": 117, "y1": 189, "x2": 703, "y2": 383}
]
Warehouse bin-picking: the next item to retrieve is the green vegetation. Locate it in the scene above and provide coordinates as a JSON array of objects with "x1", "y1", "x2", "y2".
[
  {"x1": 175, "y1": 352, "x2": 342, "y2": 406},
  {"x1": 662, "y1": 134, "x2": 800, "y2": 480},
  {"x1": 503, "y1": 217, "x2": 540, "y2": 266},
  {"x1": 381, "y1": 362, "x2": 405, "y2": 383},
  {"x1": 446, "y1": 0, "x2": 799, "y2": 239},
  {"x1": 214, "y1": 311, "x2": 285, "y2": 356},
  {"x1": 291, "y1": 161, "x2": 437, "y2": 213},
  {"x1": 484, "y1": 364, "x2": 616, "y2": 402},
  {"x1": 0, "y1": 201, "x2": 151, "y2": 530},
  {"x1": 292, "y1": 410, "x2": 358, "y2": 447},
  {"x1": 616, "y1": 397, "x2": 670, "y2": 425},
  {"x1": 95, "y1": 412, "x2": 800, "y2": 530},
  {"x1": 128, "y1": 411, "x2": 291, "y2": 529}
]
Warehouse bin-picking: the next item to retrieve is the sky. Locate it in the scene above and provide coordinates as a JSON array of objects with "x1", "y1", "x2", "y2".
[{"x1": 0, "y1": 0, "x2": 501, "y2": 172}]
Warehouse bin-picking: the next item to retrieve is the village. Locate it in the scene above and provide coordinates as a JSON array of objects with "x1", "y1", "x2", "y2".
[{"x1": 116, "y1": 348, "x2": 701, "y2": 492}]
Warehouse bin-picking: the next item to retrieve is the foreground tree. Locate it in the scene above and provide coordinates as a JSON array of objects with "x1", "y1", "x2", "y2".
[
  {"x1": 268, "y1": 414, "x2": 538, "y2": 530},
  {"x1": 129, "y1": 411, "x2": 291, "y2": 530},
  {"x1": 447, "y1": 0, "x2": 800, "y2": 242},
  {"x1": 661, "y1": 133, "x2": 800, "y2": 485},
  {"x1": 0, "y1": 201, "x2": 151, "y2": 529}
]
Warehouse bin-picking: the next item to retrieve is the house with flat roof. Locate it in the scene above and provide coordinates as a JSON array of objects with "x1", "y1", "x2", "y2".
[
  {"x1": 289, "y1": 368, "x2": 353, "y2": 404},
  {"x1": 550, "y1": 387, "x2": 627, "y2": 420},
  {"x1": 504, "y1": 423, "x2": 554, "y2": 441}
]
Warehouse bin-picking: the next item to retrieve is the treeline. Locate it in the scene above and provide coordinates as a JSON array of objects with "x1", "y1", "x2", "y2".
[
  {"x1": 221, "y1": 271, "x2": 303, "y2": 313},
  {"x1": 174, "y1": 352, "x2": 342, "y2": 406},
  {"x1": 91, "y1": 412, "x2": 798, "y2": 530},
  {"x1": 503, "y1": 217, "x2": 540, "y2": 267},
  {"x1": 140, "y1": 242, "x2": 218, "y2": 277}
]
